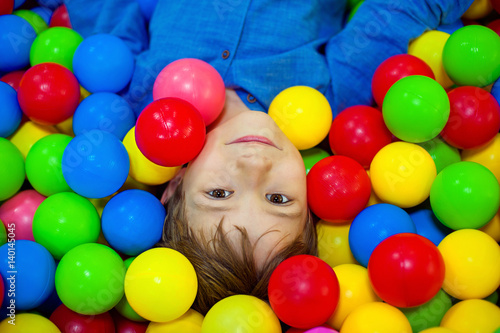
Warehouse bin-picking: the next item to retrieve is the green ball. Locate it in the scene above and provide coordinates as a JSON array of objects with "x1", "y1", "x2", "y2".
[
  {"x1": 13, "y1": 9, "x2": 48, "y2": 35},
  {"x1": 55, "y1": 243, "x2": 126, "y2": 315},
  {"x1": 0, "y1": 138, "x2": 25, "y2": 201},
  {"x1": 383, "y1": 75, "x2": 450, "y2": 143},
  {"x1": 347, "y1": 0, "x2": 363, "y2": 22},
  {"x1": 417, "y1": 136, "x2": 461, "y2": 174},
  {"x1": 0, "y1": 220, "x2": 7, "y2": 246},
  {"x1": 347, "y1": 0, "x2": 363, "y2": 10},
  {"x1": 401, "y1": 289, "x2": 452, "y2": 332},
  {"x1": 26, "y1": 134, "x2": 73, "y2": 196},
  {"x1": 484, "y1": 290, "x2": 499, "y2": 304},
  {"x1": 30, "y1": 27, "x2": 83, "y2": 71},
  {"x1": 300, "y1": 147, "x2": 330, "y2": 174},
  {"x1": 32, "y1": 192, "x2": 101, "y2": 260},
  {"x1": 443, "y1": 25, "x2": 500, "y2": 87},
  {"x1": 114, "y1": 256, "x2": 146, "y2": 322},
  {"x1": 430, "y1": 161, "x2": 500, "y2": 230}
]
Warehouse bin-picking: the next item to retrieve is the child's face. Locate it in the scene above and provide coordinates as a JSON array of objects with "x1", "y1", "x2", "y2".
[{"x1": 182, "y1": 111, "x2": 308, "y2": 268}]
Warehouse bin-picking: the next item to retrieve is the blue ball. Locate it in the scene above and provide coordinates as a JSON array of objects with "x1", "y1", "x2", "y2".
[
  {"x1": 349, "y1": 203, "x2": 417, "y2": 267},
  {"x1": 0, "y1": 240, "x2": 56, "y2": 311},
  {"x1": 36, "y1": 0, "x2": 63, "y2": 10},
  {"x1": 0, "y1": 82, "x2": 22, "y2": 137},
  {"x1": 61, "y1": 130, "x2": 130, "y2": 199},
  {"x1": 492, "y1": 77, "x2": 500, "y2": 105},
  {"x1": 102, "y1": 189, "x2": 166, "y2": 256},
  {"x1": 73, "y1": 92, "x2": 136, "y2": 140},
  {"x1": 0, "y1": 15, "x2": 36, "y2": 72},
  {"x1": 73, "y1": 33, "x2": 135, "y2": 93},
  {"x1": 31, "y1": 6, "x2": 53, "y2": 25},
  {"x1": 408, "y1": 206, "x2": 452, "y2": 246},
  {"x1": 14, "y1": 0, "x2": 26, "y2": 9}
]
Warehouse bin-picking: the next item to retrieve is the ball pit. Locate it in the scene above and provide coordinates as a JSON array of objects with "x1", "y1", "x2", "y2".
[
  {"x1": 9, "y1": 121, "x2": 58, "y2": 158},
  {"x1": 417, "y1": 136, "x2": 461, "y2": 175},
  {"x1": 13, "y1": 9, "x2": 48, "y2": 35},
  {"x1": 0, "y1": 81, "x2": 22, "y2": 138}
]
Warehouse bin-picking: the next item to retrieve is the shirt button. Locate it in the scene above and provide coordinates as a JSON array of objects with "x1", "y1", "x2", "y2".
[
  {"x1": 247, "y1": 94, "x2": 256, "y2": 103},
  {"x1": 222, "y1": 50, "x2": 230, "y2": 59}
]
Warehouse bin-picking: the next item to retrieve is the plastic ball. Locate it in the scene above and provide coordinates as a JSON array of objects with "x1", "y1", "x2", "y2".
[
  {"x1": 0, "y1": 189, "x2": 45, "y2": 241},
  {"x1": 0, "y1": 313, "x2": 61, "y2": 333},
  {"x1": 419, "y1": 329, "x2": 460, "y2": 333},
  {"x1": 147, "y1": 309, "x2": 203, "y2": 333},
  {"x1": 31, "y1": 6, "x2": 52, "y2": 25},
  {"x1": 316, "y1": 221, "x2": 358, "y2": 268},
  {"x1": 442, "y1": 25, "x2": 500, "y2": 87},
  {"x1": 440, "y1": 299, "x2": 500, "y2": 333},
  {"x1": 124, "y1": 248, "x2": 198, "y2": 322},
  {"x1": 0, "y1": 70, "x2": 25, "y2": 91},
  {"x1": 17, "y1": 62, "x2": 80, "y2": 125},
  {"x1": 400, "y1": 289, "x2": 452, "y2": 332},
  {"x1": 0, "y1": 223, "x2": 6, "y2": 246},
  {"x1": 371, "y1": 54, "x2": 435, "y2": 106},
  {"x1": 0, "y1": 0, "x2": 13, "y2": 15},
  {"x1": 307, "y1": 155, "x2": 371, "y2": 222},
  {"x1": 348, "y1": 203, "x2": 416, "y2": 267},
  {"x1": 368, "y1": 233, "x2": 445, "y2": 308},
  {"x1": 408, "y1": 205, "x2": 452, "y2": 246},
  {"x1": 268, "y1": 86, "x2": 332, "y2": 150},
  {"x1": 25, "y1": 133, "x2": 73, "y2": 196},
  {"x1": 32, "y1": 192, "x2": 101, "y2": 260},
  {"x1": 340, "y1": 302, "x2": 411, "y2": 333},
  {"x1": 301, "y1": 147, "x2": 330, "y2": 174},
  {"x1": 38, "y1": 0, "x2": 63, "y2": 10},
  {"x1": 488, "y1": 19, "x2": 500, "y2": 36},
  {"x1": 462, "y1": 0, "x2": 493, "y2": 19},
  {"x1": 326, "y1": 264, "x2": 380, "y2": 330},
  {"x1": 49, "y1": 4, "x2": 71, "y2": 28},
  {"x1": 382, "y1": 75, "x2": 450, "y2": 143},
  {"x1": 440, "y1": 86, "x2": 500, "y2": 149},
  {"x1": 480, "y1": 208, "x2": 500, "y2": 242},
  {"x1": 55, "y1": 243, "x2": 125, "y2": 315},
  {"x1": 135, "y1": 97, "x2": 206, "y2": 167},
  {"x1": 0, "y1": 81, "x2": 22, "y2": 137},
  {"x1": 114, "y1": 257, "x2": 146, "y2": 322},
  {"x1": 370, "y1": 142, "x2": 437, "y2": 208},
  {"x1": 153, "y1": 58, "x2": 225, "y2": 126},
  {"x1": 0, "y1": 138, "x2": 25, "y2": 201},
  {"x1": 102, "y1": 189, "x2": 166, "y2": 256},
  {"x1": 73, "y1": 33, "x2": 134, "y2": 93},
  {"x1": 438, "y1": 229, "x2": 500, "y2": 300},
  {"x1": 329, "y1": 105, "x2": 392, "y2": 168},
  {"x1": 62, "y1": 130, "x2": 130, "y2": 198},
  {"x1": 430, "y1": 161, "x2": 500, "y2": 230},
  {"x1": 73, "y1": 92, "x2": 136, "y2": 140},
  {"x1": 13, "y1": 9, "x2": 48, "y2": 35},
  {"x1": 0, "y1": 240, "x2": 56, "y2": 310},
  {"x1": 112, "y1": 312, "x2": 149, "y2": 333},
  {"x1": 123, "y1": 127, "x2": 181, "y2": 185},
  {"x1": 30, "y1": 27, "x2": 83, "y2": 71},
  {"x1": 0, "y1": 15, "x2": 36, "y2": 72},
  {"x1": 13, "y1": 0, "x2": 25, "y2": 9},
  {"x1": 50, "y1": 304, "x2": 115, "y2": 332},
  {"x1": 493, "y1": 0, "x2": 500, "y2": 13},
  {"x1": 9, "y1": 121, "x2": 58, "y2": 158},
  {"x1": 416, "y1": 136, "x2": 461, "y2": 174},
  {"x1": 268, "y1": 255, "x2": 340, "y2": 329},
  {"x1": 202, "y1": 295, "x2": 281, "y2": 333}
]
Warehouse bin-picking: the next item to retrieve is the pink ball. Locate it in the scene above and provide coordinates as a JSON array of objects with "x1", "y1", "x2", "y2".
[
  {"x1": 0, "y1": 190, "x2": 46, "y2": 241},
  {"x1": 152, "y1": 58, "x2": 226, "y2": 126}
]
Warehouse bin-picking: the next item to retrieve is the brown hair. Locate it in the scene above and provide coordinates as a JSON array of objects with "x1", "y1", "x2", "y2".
[{"x1": 158, "y1": 182, "x2": 318, "y2": 315}]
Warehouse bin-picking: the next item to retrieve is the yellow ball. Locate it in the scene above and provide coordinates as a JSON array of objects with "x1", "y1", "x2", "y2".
[
  {"x1": 462, "y1": 133, "x2": 500, "y2": 185},
  {"x1": 316, "y1": 220, "x2": 358, "y2": 268},
  {"x1": 268, "y1": 86, "x2": 332, "y2": 150},
  {"x1": 123, "y1": 127, "x2": 181, "y2": 186},
  {"x1": 370, "y1": 142, "x2": 437, "y2": 208},
  {"x1": 420, "y1": 328, "x2": 460, "y2": 333},
  {"x1": 146, "y1": 309, "x2": 204, "y2": 333},
  {"x1": 408, "y1": 30, "x2": 454, "y2": 89},
  {"x1": 124, "y1": 248, "x2": 198, "y2": 322},
  {"x1": 340, "y1": 302, "x2": 412, "y2": 333},
  {"x1": 366, "y1": 170, "x2": 384, "y2": 206},
  {"x1": 438, "y1": 229, "x2": 500, "y2": 300},
  {"x1": 9, "y1": 121, "x2": 58, "y2": 158},
  {"x1": 440, "y1": 299, "x2": 500, "y2": 333},
  {"x1": 201, "y1": 295, "x2": 281, "y2": 333},
  {"x1": 327, "y1": 264, "x2": 380, "y2": 330},
  {"x1": 462, "y1": 0, "x2": 493, "y2": 19},
  {"x1": 480, "y1": 208, "x2": 500, "y2": 242},
  {"x1": 0, "y1": 313, "x2": 61, "y2": 333},
  {"x1": 55, "y1": 116, "x2": 74, "y2": 136}
]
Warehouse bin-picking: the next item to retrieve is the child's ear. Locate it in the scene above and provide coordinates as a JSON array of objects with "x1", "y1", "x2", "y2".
[{"x1": 160, "y1": 167, "x2": 186, "y2": 205}]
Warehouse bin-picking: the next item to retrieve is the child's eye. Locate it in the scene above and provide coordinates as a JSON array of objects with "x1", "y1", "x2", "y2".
[
  {"x1": 266, "y1": 193, "x2": 290, "y2": 204},
  {"x1": 208, "y1": 189, "x2": 233, "y2": 198}
]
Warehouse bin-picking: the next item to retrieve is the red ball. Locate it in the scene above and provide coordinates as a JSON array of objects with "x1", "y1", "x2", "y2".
[
  {"x1": 0, "y1": 0, "x2": 13, "y2": 15},
  {"x1": 50, "y1": 304, "x2": 116, "y2": 333},
  {"x1": 487, "y1": 19, "x2": 500, "y2": 37},
  {"x1": 440, "y1": 86, "x2": 500, "y2": 149},
  {"x1": 49, "y1": 4, "x2": 72, "y2": 28},
  {"x1": 1, "y1": 70, "x2": 26, "y2": 91},
  {"x1": 307, "y1": 155, "x2": 371, "y2": 222},
  {"x1": 17, "y1": 63, "x2": 80, "y2": 125},
  {"x1": 368, "y1": 233, "x2": 445, "y2": 308},
  {"x1": 135, "y1": 97, "x2": 206, "y2": 167},
  {"x1": 328, "y1": 105, "x2": 392, "y2": 168},
  {"x1": 371, "y1": 54, "x2": 435, "y2": 107},
  {"x1": 268, "y1": 255, "x2": 340, "y2": 329},
  {"x1": 111, "y1": 311, "x2": 148, "y2": 333},
  {"x1": 492, "y1": 0, "x2": 500, "y2": 13}
]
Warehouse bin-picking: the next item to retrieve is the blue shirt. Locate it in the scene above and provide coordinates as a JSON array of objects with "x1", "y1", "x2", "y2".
[{"x1": 64, "y1": 0, "x2": 473, "y2": 117}]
